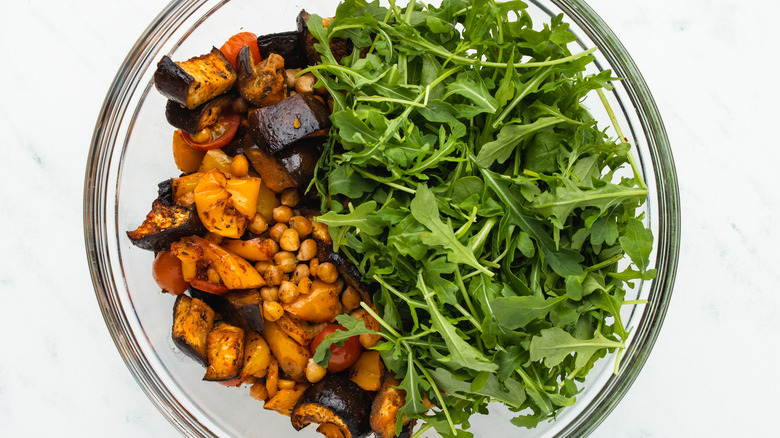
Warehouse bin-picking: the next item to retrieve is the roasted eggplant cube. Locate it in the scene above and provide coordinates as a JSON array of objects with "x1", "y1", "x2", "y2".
[
  {"x1": 248, "y1": 93, "x2": 331, "y2": 154},
  {"x1": 165, "y1": 93, "x2": 236, "y2": 134},
  {"x1": 291, "y1": 374, "x2": 372, "y2": 438},
  {"x1": 257, "y1": 31, "x2": 306, "y2": 69},
  {"x1": 297, "y1": 9, "x2": 353, "y2": 66},
  {"x1": 237, "y1": 48, "x2": 287, "y2": 107},
  {"x1": 126, "y1": 198, "x2": 204, "y2": 252},
  {"x1": 190, "y1": 288, "x2": 264, "y2": 333},
  {"x1": 172, "y1": 295, "x2": 216, "y2": 366},
  {"x1": 203, "y1": 321, "x2": 245, "y2": 381},
  {"x1": 370, "y1": 373, "x2": 408, "y2": 438},
  {"x1": 244, "y1": 137, "x2": 321, "y2": 193},
  {"x1": 154, "y1": 47, "x2": 237, "y2": 109}
]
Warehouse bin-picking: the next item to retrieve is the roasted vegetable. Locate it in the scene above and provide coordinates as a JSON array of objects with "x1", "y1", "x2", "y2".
[
  {"x1": 127, "y1": 195, "x2": 204, "y2": 252},
  {"x1": 165, "y1": 93, "x2": 236, "y2": 134},
  {"x1": 296, "y1": 10, "x2": 352, "y2": 66},
  {"x1": 171, "y1": 235, "x2": 264, "y2": 290},
  {"x1": 203, "y1": 321, "x2": 245, "y2": 381},
  {"x1": 318, "y1": 246, "x2": 376, "y2": 304},
  {"x1": 240, "y1": 331, "x2": 272, "y2": 380},
  {"x1": 370, "y1": 373, "x2": 407, "y2": 438},
  {"x1": 172, "y1": 295, "x2": 216, "y2": 366},
  {"x1": 154, "y1": 47, "x2": 237, "y2": 110},
  {"x1": 193, "y1": 168, "x2": 261, "y2": 238},
  {"x1": 191, "y1": 288, "x2": 263, "y2": 333},
  {"x1": 265, "y1": 382, "x2": 309, "y2": 416},
  {"x1": 261, "y1": 319, "x2": 311, "y2": 382},
  {"x1": 348, "y1": 351, "x2": 384, "y2": 392},
  {"x1": 244, "y1": 138, "x2": 321, "y2": 193},
  {"x1": 276, "y1": 314, "x2": 328, "y2": 346},
  {"x1": 282, "y1": 279, "x2": 342, "y2": 323},
  {"x1": 291, "y1": 374, "x2": 372, "y2": 438},
  {"x1": 248, "y1": 93, "x2": 330, "y2": 154},
  {"x1": 237, "y1": 48, "x2": 287, "y2": 107},
  {"x1": 256, "y1": 31, "x2": 306, "y2": 68}
]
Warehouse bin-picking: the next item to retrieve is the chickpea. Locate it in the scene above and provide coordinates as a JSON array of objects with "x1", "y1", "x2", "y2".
[
  {"x1": 289, "y1": 216, "x2": 312, "y2": 237},
  {"x1": 264, "y1": 265, "x2": 283, "y2": 286},
  {"x1": 259, "y1": 238, "x2": 279, "y2": 260},
  {"x1": 316, "y1": 262, "x2": 338, "y2": 284},
  {"x1": 334, "y1": 277, "x2": 345, "y2": 293},
  {"x1": 274, "y1": 251, "x2": 297, "y2": 273},
  {"x1": 284, "y1": 68, "x2": 301, "y2": 89},
  {"x1": 231, "y1": 96, "x2": 249, "y2": 114},
  {"x1": 292, "y1": 264, "x2": 310, "y2": 283},
  {"x1": 298, "y1": 277, "x2": 312, "y2": 295},
  {"x1": 269, "y1": 223, "x2": 288, "y2": 242},
  {"x1": 312, "y1": 221, "x2": 332, "y2": 244},
  {"x1": 341, "y1": 286, "x2": 361, "y2": 312},
  {"x1": 295, "y1": 73, "x2": 316, "y2": 94},
  {"x1": 309, "y1": 258, "x2": 319, "y2": 278},
  {"x1": 279, "y1": 281, "x2": 300, "y2": 304},
  {"x1": 254, "y1": 261, "x2": 273, "y2": 275},
  {"x1": 260, "y1": 286, "x2": 279, "y2": 302},
  {"x1": 280, "y1": 188, "x2": 300, "y2": 207},
  {"x1": 206, "y1": 266, "x2": 221, "y2": 284},
  {"x1": 263, "y1": 301, "x2": 284, "y2": 321},
  {"x1": 279, "y1": 228, "x2": 300, "y2": 252},
  {"x1": 248, "y1": 214, "x2": 268, "y2": 235},
  {"x1": 272, "y1": 205, "x2": 294, "y2": 224},
  {"x1": 306, "y1": 359, "x2": 327, "y2": 383},
  {"x1": 297, "y1": 239, "x2": 317, "y2": 261},
  {"x1": 230, "y1": 154, "x2": 249, "y2": 177}
]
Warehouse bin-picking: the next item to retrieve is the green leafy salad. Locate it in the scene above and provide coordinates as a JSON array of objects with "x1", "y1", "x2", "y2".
[{"x1": 304, "y1": 0, "x2": 656, "y2": 436}]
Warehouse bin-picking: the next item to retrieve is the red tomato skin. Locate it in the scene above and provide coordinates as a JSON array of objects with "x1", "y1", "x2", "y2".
[
  {"x1": 152, "y1": 250, "x2": 190, "y2": 295},
  {"x1": 181, "y1": 113, "x2": 240, "y2": 151},
  {"x1": 310, "y1": 324, "x2": 362, "y2": 373},
  {"x1": 220, "y1": 32, "x2": 261, "y2": 68},
  {"x1": 218, "y1": 377, "x2": 245, "y2": 387},
  {"x1": 189, "y1": 277, "x2": 230, "y2": 295}
]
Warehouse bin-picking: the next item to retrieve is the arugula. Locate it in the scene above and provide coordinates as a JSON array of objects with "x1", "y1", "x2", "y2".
[{"x1": 305, "y1": 0, "x2": 656, "y2": 435}]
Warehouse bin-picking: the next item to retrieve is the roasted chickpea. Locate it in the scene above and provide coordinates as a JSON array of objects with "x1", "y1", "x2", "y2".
[
  {"x1": 254, "y1": 261, "x2": 273, "y2": 275},
  {"x1": 260, "y1": 286, "x2": 279, "y2": 302},
  {"x1": 309, "y1": 258, "x2": 319, "y2": 278},
  {"x1": 284, "y1": 68, "x2": 301, "y2": 89},
  {"x1": 259, "y1": 238, "x2": 279, "y2": 259},
  {"x1": 289, "y1": 216, "x2": 312, "y2": 237},
  {"x1": 231, "y1": 96, "x2": 249, "y2": 114},
  {"x1": 272, "y1": 206, "x2": 294, "y2": 224},
  {"x1": 269, "y1": 223, "x2": 288, "y2": 242},
  {"x1": 274, "y1": 251, "x2": 297, "y2": 273},
  {"x1": 248, "y1": 214, "x2": 268, "y2": 235},
  {"x1": 297, "y1": 238, "x2": 317, "y2": 261},
  {"x1": 280, "y1": 188, "x2": 300, "y2": 207},
  {"x1": 230, "y1": 154, "x2": 249, "y2": 177},
  {"x1": 341, "y1": 286, "x2": 361, "y2": 312},
  {"x1": 306, "y1": 359, "x2": 326, "y2": 383},
  {"x1": 279, "y1": 228, "x2": 300, "y2": 252},
  {"x1": 292, "y1": 264, "x2": 310, "y2": 283},
  {"x1": 263, "y1": 301, "x2": 284, "y2": 321},
  {"x1": 278, "y1": 281, "x2": 300, "y2": 304},
  {"x1": 316, "y1": 262, "x2": 338, "y2": 284},
  {"x1": 295, "y1": 73, "x2": 316, "y2": 94},
  {"x1": 264, "y1": 265, "x2": 283, "y2": 286},
  {"x1": 312, "y1": 221, "x2": 332, "y2": 244}
]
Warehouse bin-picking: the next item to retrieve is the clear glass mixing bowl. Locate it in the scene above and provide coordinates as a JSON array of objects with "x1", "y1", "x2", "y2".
[{"x1": 84, "y1": 0, "x2": 680, "y2": 436}]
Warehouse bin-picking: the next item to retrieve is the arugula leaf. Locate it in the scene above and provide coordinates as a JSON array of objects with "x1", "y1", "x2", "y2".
[
  {"x1": 530, "y1": 327, "x2": 624, "y2": 369},
  {"x1": 475, "y1": 117, "x2": 565, "y2": 167}
]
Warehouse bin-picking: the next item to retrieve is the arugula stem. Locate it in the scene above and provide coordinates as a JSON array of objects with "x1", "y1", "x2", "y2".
[
  {"x1": 361, "y1": 301, "x2": 402, "y2": 339},
  {"x1": 596, "y1": 88, "x2": 647, "y2": 190},
  {"x1": 584, "y1": 253, "x2": 623, "y2": 273},
  {"x1": 622, "y1": 299, "x2": 648, "y2": 305},
  {"x1": 373, "y1": 274, "x2": 426, "y2": 307},
  {"x1": 415, "y1": 361, "x2": 457, "y2": 435},
  {"x1": 454, "y1": 206, "x2": 479, "y2": 239},
  {"x1": 410, "y1": 422, "x2": 433, "y2": 438}
]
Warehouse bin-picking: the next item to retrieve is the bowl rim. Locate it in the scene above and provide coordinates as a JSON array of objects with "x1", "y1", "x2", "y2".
[{"x1": 83, "y1": 0, "x2": 680, "y2": 436}]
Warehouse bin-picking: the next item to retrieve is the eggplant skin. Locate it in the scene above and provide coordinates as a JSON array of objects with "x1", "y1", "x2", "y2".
[
  {"x1": 291, "y1": 374, "x2": 372, "y2": 438},
  {"x1": 190, "y1": 288, "x2": 264, "y2": 333},
  {"x1": 237, "y1": 49, "x2": 287, "y2": 107},
  {"x1": 127, "y1": 196, "x2": 205, "y2": 252},
  {"x1": 248, "y1": 93, "x2": 331, "y2": 154},
  {"x1": 297, "y1": 10, "x2": 353, "y2": 66},
  {"x1": 257, "y1": 31, "x2": 306, "y2": 69},
  {"x1": 165, "y1": 93, "x2": 235, "y2": 135},
  {"x1": 154, "y1": 47, "x2": 237, "y2": 109},
  {"x1": 172, "y1": 295, "x2": 216, "y2": 366}
]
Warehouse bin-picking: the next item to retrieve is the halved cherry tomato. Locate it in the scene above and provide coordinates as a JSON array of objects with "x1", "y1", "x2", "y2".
[
  {"x1": 182, "y1": 113, "x2": 240, "y2": 151},
  {"x1": 152, "y1": 249, "x2": 189, "y2": 295},
  {"x1": 220, "y1": 32, "x2": 261, "y2": 68},
  {"x1": 310, "y1": 324, "x2": 362, "y2": 373},
  {"x1": 189, "y1": 277, "x2": 230, "y2": 295},
  {"x1": 219, "y1": 377, "x2": 245, "y2": 387}
]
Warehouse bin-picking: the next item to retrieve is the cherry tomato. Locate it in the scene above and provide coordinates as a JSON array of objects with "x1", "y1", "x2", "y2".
[
  {"x1": 152, "y1": 250, "x2": 190, "y2": 295},
  {"x1": 310, "y1": 324, "x2": 362, "y2": 373},
  {"x1": 218, "y1": 377, "x2": 245, "y2": 387},
  {"x1": 189, "y1": 277, "x2": 230, "y2": 295},
  {"x1": 220, "y1": 32, "x2": 261, "y2": 68},
  {"x1": 182, "y1": 113, "x2": 240, "y2": 151}
]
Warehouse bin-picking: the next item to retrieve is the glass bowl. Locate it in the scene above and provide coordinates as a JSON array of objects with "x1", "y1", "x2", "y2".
[{"x1": 84, "y1": 0, "x2": 680, "y2": 436}]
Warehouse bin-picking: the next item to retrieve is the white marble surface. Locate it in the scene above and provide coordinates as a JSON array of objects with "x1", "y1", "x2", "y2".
[{"x1": 3, "y1": 0, "x2": 779, "y2": 436}]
